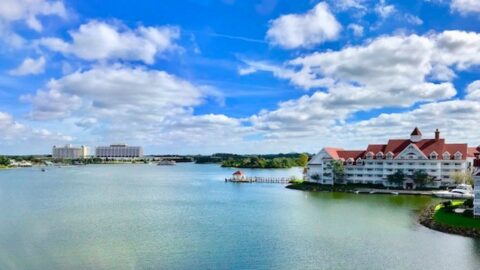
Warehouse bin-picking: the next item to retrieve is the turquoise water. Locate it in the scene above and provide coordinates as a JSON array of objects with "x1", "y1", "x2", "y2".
[{"x1": 0, "y1": 163, "x2": 479, "y2": 270}]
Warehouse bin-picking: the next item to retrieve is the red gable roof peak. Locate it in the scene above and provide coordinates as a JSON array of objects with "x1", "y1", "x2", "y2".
[
  {"x1": 411, "y1": 127, "x2": 422, "y2": 136},
  {"x1": 232, "y1": 171, "x2": 244, "y2": 175}
]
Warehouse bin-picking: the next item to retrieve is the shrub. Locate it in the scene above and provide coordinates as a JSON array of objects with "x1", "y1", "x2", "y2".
[
  {"x1": 463, "y1": 209, "x2": 474, "y2": 218},
  {"x1": 463, "y1": 199, "x2": 474, "y2": 208},
  {"x1": 442, "y1": 201, "x2": 452, "y2": 207}
]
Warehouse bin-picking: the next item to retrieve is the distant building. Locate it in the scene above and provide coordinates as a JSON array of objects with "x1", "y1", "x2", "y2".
[
  {"x1": 306, "y1": 128, "x2": 478, "y2": 188},
  {"x1": 52, "y1": 145, "x2": 88, "y2": 159},
  {"x1": 95, "y1": 144, "x2": 143, "y2": 158}
]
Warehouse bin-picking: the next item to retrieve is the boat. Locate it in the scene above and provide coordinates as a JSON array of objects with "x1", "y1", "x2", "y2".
[
  {"x1": 157, "y1": 160, "x2": 176, "y2": 166},
  {"x1": 41, "y1": 168, "x2": 46, "y2": 172},
  {"x1": 432, "y1": 184, "x2": 473, "y2": 199}
]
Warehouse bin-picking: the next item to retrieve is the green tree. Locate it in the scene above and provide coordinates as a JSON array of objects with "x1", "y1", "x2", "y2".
[
  {"x1": 387, "y1": 170, "x2": 405, "y2": 186},
  {"x1": 298, "y1": 153, "x2": 309, "y2": 167},
  {"x1": 451, "y1": 171, "x2": 474, "y2": 186},
  {"x1": 331, "y1": 160, "x2": 345, "y2": 183},
  {"x1": 412, "y1": 170, "x2": 433, "y2": 187},
  {"x1": 0, "y1": 156, "x2": 10, "y2": 167}
]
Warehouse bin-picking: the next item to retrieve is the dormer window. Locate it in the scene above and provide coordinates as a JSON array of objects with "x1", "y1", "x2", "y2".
[
  {"x1": 346, "y1": 158, "x2": 354, "y2": 165},
  {"x1": 376, "y1": 152, "x2": 384, "y2": 159},
  {"x1": 356, "y1": 158, "x2": 363, "y2": 165},
  {"x1": 366, "y1": 152, "x2": 374, "y2": 159},
  {"x1": 430, "y1": 152, "x2": 438, "y2": 160},
  {"x1": 454, "y1": 151, "x2": 462, "y2": 160},
  {"x1": 386, "y1": 152, "x2": 394, "y2": 159},
  {"x1": 442, "y1": 152, "x2": 450, "y2": 160}
]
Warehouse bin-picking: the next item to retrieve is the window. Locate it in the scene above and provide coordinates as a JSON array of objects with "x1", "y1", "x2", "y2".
[
  {"x1": 376, "y1": 152, "x2": 384, "y2": 159},
  {"x1": 356, "y1": 158, "x2": 363, "y2": 165},
  {"x1": 386, "y1": 152, "x2": 394, "y2": 159},
  {"x1": 430, "y1": 152, "x2": 438, "y2": 160},
  {"x1": 443, "y1": 152, "x2": 450, "y2": 160},
  {"x1": 454, "y1": 152, "x2": 462, "y2": 160},
  {"x1": 366, "y1": 152, "x2": 374, "y2": 159}
]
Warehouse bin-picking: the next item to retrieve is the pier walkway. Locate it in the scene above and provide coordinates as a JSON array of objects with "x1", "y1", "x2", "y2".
[
  {"x1": 354, "y1": 188, "x2": 433, "y2": 196},
  {"x1": 225, "y1": 176, "x2": 295, "y2": 184}
]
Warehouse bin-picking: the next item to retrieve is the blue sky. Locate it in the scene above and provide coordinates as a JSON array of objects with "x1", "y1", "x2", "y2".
[{"x1": 1, "y1": 0, "x2": 480, "y2": 155}]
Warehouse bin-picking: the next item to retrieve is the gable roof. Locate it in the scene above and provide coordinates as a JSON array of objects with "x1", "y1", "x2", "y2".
[{"x1": 323, "y1": 139, "x2": 468, "y2": 161}]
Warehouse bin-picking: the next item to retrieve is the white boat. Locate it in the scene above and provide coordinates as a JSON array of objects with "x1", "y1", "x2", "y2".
[
  {"x1": 157, "y1": 160, "x2": 176, "y2": 166},
  {"x1": 433, "y1": 184, "x2": 474, "y2": 199}
]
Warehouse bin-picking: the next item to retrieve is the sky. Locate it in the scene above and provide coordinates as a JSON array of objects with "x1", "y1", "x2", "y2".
[{"x1": 1, "y1": 0, "x2": 480, "y2": 155}]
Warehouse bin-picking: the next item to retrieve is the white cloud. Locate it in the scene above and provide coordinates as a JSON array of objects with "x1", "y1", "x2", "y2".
[
  {"x1": 0, "y1": 111, "x2": 71, "y2": 142},
  {"x1": 243, "y1": 30, "x2": 480, "y2": 142},
  {"x1": 338, "y1": 100, "x2": 480, "y2": 144},
  {"x1": 22, "y1": 65, "x2": 204, "y2": 120},
  {"x1": 38, "y1": 20, "x2": 180, "y2": 64},
  {"x1": 348, "y1": 23, "x2": 364, "y2": 37},
  {"x1": 405, "y1": 14, "x2": 423, "y2": 25},
  {"x1": 9, "y1": 56, "x2": 46, "y2": 76},
  {"x1": 332, "y1": 0, "x2": 366, "y2": 11},
  {"x1": 266, "y1": 2, "x2": 341, "y2": 49},
  {"x1": 466, "y1": 80, "x2": 480, "y2": 100},
  {"x1": 375, "y1": 0, "x2": 396, "y2": 18},
  {"x1": 451, "y1": 0, "x2": 480, "y2": 14},
  {"x1": 21, "y1": 65, "x2": 248, "y2": 148},
  {"x1": 0, "y1": 0, "x2": 66, "y2": 32}
]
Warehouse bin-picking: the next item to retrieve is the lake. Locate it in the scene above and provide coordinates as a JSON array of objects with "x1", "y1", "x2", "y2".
[{"x1": 0, "y1": 163, "x2": 479, "y2": 270}]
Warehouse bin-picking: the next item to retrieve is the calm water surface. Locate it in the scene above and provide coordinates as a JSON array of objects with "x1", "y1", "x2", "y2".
[{"x1": 0, "y1": 163, "x2": 479, "y2": 270}]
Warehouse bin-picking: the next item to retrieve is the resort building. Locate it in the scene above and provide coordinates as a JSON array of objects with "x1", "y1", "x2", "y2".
[
  {"x1": 306, "y1": 128, "x2": 478, "y2": 188},
  {"x1": 52, "y1": 144, "x2": 88, "y2": 159},
  {"x1": 95, "y1": 144, "x2": 143, "y2": 159},
  {"x1": 474, "y1": 159, "x2": 480, "y2": 218}
]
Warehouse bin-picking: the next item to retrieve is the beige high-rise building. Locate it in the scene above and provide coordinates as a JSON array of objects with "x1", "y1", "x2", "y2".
[{"x1": 52, "y1": 145, "x2": 89, "y2": 159}]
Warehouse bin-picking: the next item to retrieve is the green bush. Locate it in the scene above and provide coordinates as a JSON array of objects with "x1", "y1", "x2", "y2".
[
  {"x1": 463, "y1": 209, "x2": 474, "y2": 218},
  {"x1": 463, "y1": 199, "x2": 474, "y2": 208}
]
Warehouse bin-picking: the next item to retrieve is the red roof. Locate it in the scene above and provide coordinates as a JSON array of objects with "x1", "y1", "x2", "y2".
[
  {"x1": 326, "y1": 139, "x2": 468, "y2": 161},
  {"x1": 232, "y1": 171, "x2": 244, "y2": 175},
  {"x1": 411, "y1": 127, "x2": 422, "y2": 136},
  {"x1": 324, "y1": 147, "x2": 344, "y2": 159}
]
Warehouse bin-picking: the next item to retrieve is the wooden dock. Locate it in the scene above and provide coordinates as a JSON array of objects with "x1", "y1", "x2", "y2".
[{"x1": 225, "y1": 176, "x2": 295, "y2": 184}]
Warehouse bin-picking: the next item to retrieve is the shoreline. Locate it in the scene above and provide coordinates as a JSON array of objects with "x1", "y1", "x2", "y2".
[
  {"x1": 286, "y1": 182, "x2": 436, "y2": 196},
  {"x1": 418, "y1": 204, "x2": 480, "y2": 239}
]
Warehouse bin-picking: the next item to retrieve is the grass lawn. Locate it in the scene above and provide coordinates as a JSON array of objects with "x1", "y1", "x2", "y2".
[{"x1": 434, "y1": 202, "x2": 480, "y2": 229}]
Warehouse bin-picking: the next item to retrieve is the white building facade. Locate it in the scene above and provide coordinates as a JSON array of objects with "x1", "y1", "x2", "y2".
[
  {"x1": 52, "y1": 145, "x2": 88, "y2": 159},
  {"x1": 95, "y1": 144, "x2": 143, "y2": 158},
  {"x1": 306, "y1": 128, "x2": 478, "y2": 188},
  {"x1": 474, "y1": 159, "x2": 480, "y2": 218}
]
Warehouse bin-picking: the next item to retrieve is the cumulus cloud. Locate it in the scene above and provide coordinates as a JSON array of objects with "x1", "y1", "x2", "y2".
[
  {"x1": 21, "y1": 65, "x2": 248, "y2": 147},
  {"x1": 266, "y1": 2, "x2": 341, "y2": 49},
  {"x1": 332, "y1": 0, "x2": 366, "y2": 11},
  {"x1": 451, "y1": 0, "x2": 480, "y2": 14},
  {"x1": 38, "y1": 20, "x2": 180, "y2": 64},
  {"x1": 0, "y1": 111, "x2": 71, "y2": 142},
  {"x1": 466, "y1": 80, "x2": 480, "y2": 100},
  {"x1": 22, "y1": 65, "x2": 204, "y2": 120},
  {"x1": 348, "y1": 23, "x2": 364, "y2": 37},
  {"x1": 338, "y1": 100, "x2": 480, "y2": 144},
  {"x1": 375, "y1": 0, "x2": 396, "y2": 18},
  {"x1": 9, "y1": 56, "x2": 46, "y2": 76},
  {"x1": 242, "y1": 30, "x2": 480, "y2": 142},
  {"x1": 0, "y1": 0, "x2": 66, "y2": 32}
]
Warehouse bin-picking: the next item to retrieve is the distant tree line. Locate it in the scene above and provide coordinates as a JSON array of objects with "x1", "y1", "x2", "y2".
[
  {"x1": 0, "y1": 156, "x2": 10, "y2": 167},
  {"x1": 220, "y1": 153, "x2": 310, "y2": 169}
]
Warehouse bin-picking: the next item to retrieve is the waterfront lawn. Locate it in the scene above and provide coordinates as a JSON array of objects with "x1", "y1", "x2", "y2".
[{"x1": 434, "y1": 202, "x2": 480, "y2": 229}]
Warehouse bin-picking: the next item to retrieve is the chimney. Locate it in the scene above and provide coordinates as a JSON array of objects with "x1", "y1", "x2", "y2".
[{"x1": 435, "y1": 129, "x2": 440, "y2": 140}]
